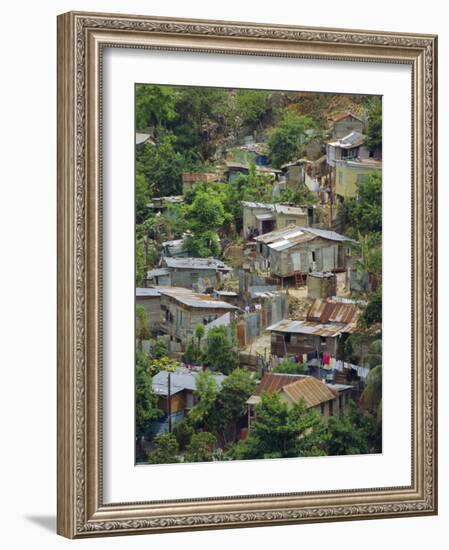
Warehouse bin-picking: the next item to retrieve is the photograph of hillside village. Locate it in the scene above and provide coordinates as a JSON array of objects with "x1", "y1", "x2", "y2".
[{"x1": 135, "y1": 84, "x2": 382, "y2": 465}]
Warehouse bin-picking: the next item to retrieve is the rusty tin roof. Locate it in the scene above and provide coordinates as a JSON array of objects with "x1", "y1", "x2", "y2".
[{"x1": 281, "y1": 377, "x2": 336, "y2": 408}]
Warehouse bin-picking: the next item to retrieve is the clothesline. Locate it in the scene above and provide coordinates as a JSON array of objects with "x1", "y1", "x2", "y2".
[{"x1": 269, "y1": 354, "x2": 370, "y2": 380}]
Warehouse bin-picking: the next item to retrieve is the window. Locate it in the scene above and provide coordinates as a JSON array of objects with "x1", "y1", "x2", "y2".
[
  {"x1": 339, "y1": 394, "x2": 343, "y2": 412},
  {"x1": 329, "y1": 400, "x2": 334, "y2": 416},
  {"x1": 320, "y1": 336, "x2": 326, "y2": 346},
  {"x1": 287, "y1": 219, "x2": 296, "y2": 226},
  {"x1": 284, "y1": 333, "x2": 291, "y2": 343},
  {"x1": 320, "y1": 403, "x2": 325, "y2": 415},
  {"x1": 311, "y1": 250, "x2": 316, "y2": 262}
]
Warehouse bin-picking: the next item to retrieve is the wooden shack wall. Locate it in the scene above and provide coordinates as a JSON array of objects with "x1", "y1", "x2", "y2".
[
  {"x1": 275, "y1": 212, "x2": 309, "y2": 230},
  {"x1": 158, "y1": 391, "x2": 187, "y2": 414},
  {"x1": 269, "y1": 238, "x2": 340, "y2": 278},
  {"x1": 333, "y1": 117, "x2": 364, "y2": 138},
  {"x1": 136, "y1": 296, "x2": 161, "y2": 331},
  {"x1": 171, "y1": 268, "x2": 218, "y2": 290},
  {"x1": 270, "y1": 331, "x2": 338, "y2": 357},
  {"x1": 160, "y1": 295, "x2": 234, "y2": 345},
  {"x1": 243, "y1": 206, "x2": 273, "y2": 237}
]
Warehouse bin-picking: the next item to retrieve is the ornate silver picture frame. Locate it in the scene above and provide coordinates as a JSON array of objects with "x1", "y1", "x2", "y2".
[{"x1": 57, "y1": 11, "x2": 437, "y2": 538}]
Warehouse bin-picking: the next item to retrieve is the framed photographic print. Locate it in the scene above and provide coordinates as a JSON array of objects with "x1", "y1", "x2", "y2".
[{"x1": 57, "y1": 11, "x2": 438, "y2": 538}]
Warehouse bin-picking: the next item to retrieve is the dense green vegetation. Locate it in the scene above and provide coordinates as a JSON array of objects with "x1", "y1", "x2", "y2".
[
  {"x1": 268, "y1": 112, "x2": 314, "y2": 167},
  {"x1": 135, "y1": 85, "x2": 383, "y2": 464},
  {"x1": 135, "y1": 85, "x2": 376, "y2": 285},
  {"x1": 135, "y1": 350, "x2": 161, "y2": 439}
]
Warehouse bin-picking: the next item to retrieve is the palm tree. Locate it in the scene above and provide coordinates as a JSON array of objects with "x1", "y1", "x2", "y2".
[{"x1": 360, "y1": 338, "x2": 382, "y2": 429}]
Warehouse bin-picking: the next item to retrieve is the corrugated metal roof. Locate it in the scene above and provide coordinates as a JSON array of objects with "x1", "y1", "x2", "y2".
[
  {"x1": 259, "y1": 224, "x2": 352, "y2": 251},
  {"x1": 204, "y1": 312, "x2": 231, "y2": 331},
  {"x1": 327, "y1": 131, "x2": 365, "y2": 149},
  {"x1": 241, "y1": 201, "x2": 275, "y2": 210},
  {"x1": 305, "y1": 227, "x2": 353, "y2": 242},
  {"x1": 340, "y1": 159, "x2": 382, "y2": 169},
  {"x1": 225, "y1": 161, "x2": 249, "y2": 170},
  {"x1": 255, "y1": 225, "x2": 306, "y2": 244},
  {"x1": 136, "y1": 287, "x2": 161, "y2": 297},
  {"x1": 306, "y1": 298, "x2": 359, "y2": 325},
  {"x1": 254, "y1": 373, "x2": 304, "y2": 396},
  {"x1": 256, "y1": 213, "x2": 275, "y2": 221},
  {"x1": 331, "y1": 111, "x2": 364, "y2": 123},
  {"x1": 282, "y1": 377, "x2": 336, "y2": 408},
  {"x1": 327, "y1": 383, "x2": 353, "y2": 393},
  {"x1": 146, "y1": 268, "x2": 171, "y2": 279},
  {"x1": 274, "y1": 204, "x2": 307, "y2": 216},
  {"x1": 163, "y1": 257, "x2": 232, "y2": 271},
  {"x1": 308, "y1": 271, "x2": 335, "y2": 279},
  {"x1": 162, "y1": 238, "x2": 184, "y2": 247},
  {"x1": 280, "y1": 158, "x2": 308, "y2": 169},
  {"x1": 152, "y1": 367, "x2": 226, "y2": 396},
  {"x1": 268, "y1": 231, "x2": 316, "y2": 251},
  {"x1": 158, "y1": 287, "x2": 239, "y2": 310},
  {"x1": 249, "y1": 285, "x2": 280, "y2": 299},
  {"x1": 136, "y1": 133, "x2": 153, "y2": 145},
  {"x1": 266, "y1": 319, "x2": 349, "y2": 337}
]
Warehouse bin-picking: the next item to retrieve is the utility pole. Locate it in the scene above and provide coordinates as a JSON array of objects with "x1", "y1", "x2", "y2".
[{"x1": 167, "y1": 371, "x2": 172, "y2": 433}]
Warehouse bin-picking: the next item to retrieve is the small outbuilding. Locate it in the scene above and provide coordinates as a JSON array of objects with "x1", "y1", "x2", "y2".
[
  {"x1": 329, "y1": 111, "x2": 364, "y2": 139},
  {"x1": 254, "y1": 226, "x2": 353, "y2": 280},
  {"x1": 147, "y1": 257, "x2": 233, "y2": 292},
  {"x1": 266, "y1": 298, "x2": 360, "y2": 359},
  {"x1": 307, "y1": 272, "x2": 337, "y2": 299}
]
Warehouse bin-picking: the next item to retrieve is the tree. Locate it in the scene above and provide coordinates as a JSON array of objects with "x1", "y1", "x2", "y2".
[
  {"x1": 136, "y1": 134, "x2": 185, "y2": 197},
  {"x1": 342, "y1": 172, "x2": 382, "y2": 234},
  {"x1": 272, "y1": 357, "x2": 308, "y2": 375},
  {"x1": 135, "y1": 239, "x2": 146, "y2": 286},
  {"x1": 273, "y1": 187, "x2": 317, "y2": 207},
  {"x1": 184, "y1": 337, "x2": 201, "y2": 365},
  {"x1": 151, "y1": 338, "x2": 168, "y2": 359},
  {"x1": 350, "y1": 232, "x2": 382, "y2": 278},
  {"x1": 224, "y1": 164, "x2": 273, "y2": 231},
  {"x1": 344, "y1": 332, "x2": 382, "y2": 367},
  {"x1": 183, "y1": 190, "x2": 227, "y2": 257},
  {"x1": 230, "y1": 392, "x2": 328, "y2": 459},
  {"x1": 204, "y1": 369, "x2": 256, "y2": 445},
  {"x1": 172, "y1": 419, "x2": 195, "y2": 451},
  {"x1": 235, "y1": 90, "x2": 270, "y2": 132},
  {"x1": 364, "y1": 96, "x2": 382, "y2": 155},
  {"x1": 360, "y1": 364, "x2": 382, "y2": 419},
  {"x1": 148, "y1": 356, "x2": 180, "y2": 377},
  {"x1": 194, "y1": 322, "x2": 205, "y2": 349},
  {"x1": 268, "y1": 112, "x2": 315, "y2": 167},
  {"x1": 136, "y1": 172, "x2": 150, "y2": 225},
  {"x1": 147, "y1": 433, "x2": 180, "y2": 464},
  {"x1": 136, "y1": 305, "x2": 151, "y2": 349},
  {"x1": 148, "y1": 338, "x2": 180, "y2": 376},
  {"x1": 135, "y1": 84, "x2": 177, "y2": 132},
  {"x1": 360, "y1": 286, "x2": 382, "y2": 327},
  {"x1": 184, "y1": 432, "x2": 217, "y2": 462},
  {"x1": 202, "y1": 326, "x2": 238, "y2": 375},
  {"x1": 135, "y1": 350, "x2": 161, "y2": 439},
  {"x1": 327, "y1": 402, "x2": 372, "y2": 455},
  {"x1": 360, "y1": 363, "x2": 382, "y2": 452},
  {"x1": 169, "y1": 86, "x2": 231, "y2": 161},
  {"x1": 189, "y1": 370, "x2": 219, "y2": 425}
]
